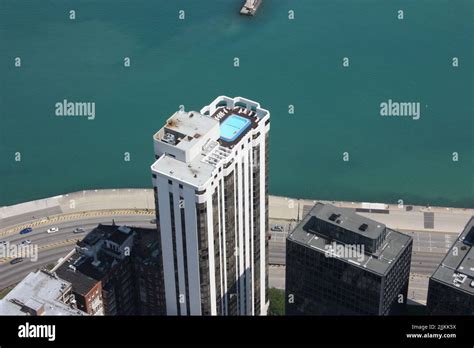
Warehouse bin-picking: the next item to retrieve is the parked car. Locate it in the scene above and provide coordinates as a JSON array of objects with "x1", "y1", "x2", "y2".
[
  {"x1": 150, "y1": 219, "x2": 156, "y2": 224},
  {"x1": 19, "y1": 227, "x2": 33, "y2": 235},
  {"x1": 10, "y1": 257, "x2": 24, "y2": 265},
  {"x1": 47, "y1": 227, "x2": 59, "y2": 234},
  {"x1": 271, "y1": 224, "x2": 284, "y2": 232},
  {"x1": 21, "y1": 239, "x2": 31, "y2": 245},
  {"x1": 73, "y1": 228, "x2": 85, "y2": 234}
]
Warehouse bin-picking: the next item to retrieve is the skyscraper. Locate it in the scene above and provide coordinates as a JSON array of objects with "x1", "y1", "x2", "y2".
[
  {"x1": 286, "y1": 203, "x2": 412, "y2": 315},
  {"x1": 151, "y1": 96, "x2": 270, "y2": 315},
  {"x1": 427, "y1": 216, "x2": 474, "y2": 315}
]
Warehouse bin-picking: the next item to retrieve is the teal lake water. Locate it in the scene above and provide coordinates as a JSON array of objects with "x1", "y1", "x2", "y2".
[{"x1": 0, "y1": 0, "x2": 472, "y2": 207}]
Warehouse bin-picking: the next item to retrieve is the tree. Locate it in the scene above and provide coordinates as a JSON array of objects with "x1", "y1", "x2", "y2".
[{"x1": 268, "y1": 287, "x2": 285, "y2": 315}]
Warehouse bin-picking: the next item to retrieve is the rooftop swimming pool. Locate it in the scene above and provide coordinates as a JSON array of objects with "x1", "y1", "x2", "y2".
[{"x1": 219, "y1": 115, "x2": 251, "y2": 142}]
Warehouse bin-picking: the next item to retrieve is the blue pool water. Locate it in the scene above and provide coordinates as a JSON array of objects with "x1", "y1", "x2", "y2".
[{"x1": 220, "y1": 115, "x2": 251, "y2": 142}]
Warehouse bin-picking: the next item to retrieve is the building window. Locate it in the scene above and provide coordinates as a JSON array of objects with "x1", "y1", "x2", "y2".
[
  {"x1": 168, "y1": 180, "x2": 172, "y2": 185},
  {"x1": 152, "y1": 174, "x2": 157, "y2": 179}
]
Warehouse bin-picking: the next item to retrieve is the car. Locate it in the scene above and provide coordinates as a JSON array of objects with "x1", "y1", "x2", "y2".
[
  {"x1": 10, "y1": 257, "x2": 24, "y2": 265},
  {"x1": 73, "y1": 228, "x2": 85, "y2": 234},
  {"x1": 47, "y1": 227, "x2": 59, "y2": 234},
  {"x1": 21, "y1": 239, "x2": 31, "y2": 245},
  {"x1": 150, "y1": 219, "x2": 156, "y2": 224},
  {"x1": 271, "y1": 224, "x2": 284, "y2": 232},
  {"x1": 19, "y1": 227, "x2": 33, "y2": 235},
  {"x1": 1, "y1": 240, "x2": 6, "y2": 245}
]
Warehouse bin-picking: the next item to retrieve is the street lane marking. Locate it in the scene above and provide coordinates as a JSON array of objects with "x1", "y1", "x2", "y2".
[
  {"x1": 0, "y1": 209, "x2": 154, "y2": 237},
  {"x1": 0, "y1": 239, "x2": 80, "y2": 264}
]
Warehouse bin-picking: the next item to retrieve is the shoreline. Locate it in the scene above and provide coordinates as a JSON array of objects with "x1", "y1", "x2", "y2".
[
  {"x1": 1, "y1": 188, "x2": 473, "y2": 234},
  {"x1": 2, "y1": 188, "x2": 473, "y2": 213}
]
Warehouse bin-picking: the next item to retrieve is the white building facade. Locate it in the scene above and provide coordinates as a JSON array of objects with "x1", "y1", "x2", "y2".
[{"x1": 151, "y1": 96, "x2": 270, "y2": 315}]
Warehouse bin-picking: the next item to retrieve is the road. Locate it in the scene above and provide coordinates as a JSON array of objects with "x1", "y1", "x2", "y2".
[{"x1": 0, "y1": 213, "x2": 461, "y2": 306}]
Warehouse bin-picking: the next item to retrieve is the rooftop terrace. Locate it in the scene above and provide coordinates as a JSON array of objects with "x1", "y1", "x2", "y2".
[
  {"x1": 151, "y1": 96, "x2": 269, "y2": 188},
  {"x1": 210, "y1": 105, "x2": 259, "y2": 146}
]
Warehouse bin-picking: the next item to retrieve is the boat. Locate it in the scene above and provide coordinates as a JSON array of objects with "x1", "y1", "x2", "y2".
[{"x1": 240, "y1": 0, "x2": 262, "y2": 16}]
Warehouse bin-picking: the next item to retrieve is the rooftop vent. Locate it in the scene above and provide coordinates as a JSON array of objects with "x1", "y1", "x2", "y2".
[
  {"x1": 461, "y1": 226, "x2": 474, "y2": 246},
  {"x1": 328, "y1": 213, "x2": 341, "y2": 222},
  {"x1": 162, "y1": 132, "x2": 176, "y2": 145},
  {"x1": 359, "y1": 223, "x2": 369, "y2": 232},
  {"x1": 118, "y1": 226, "x2": 132, "y2": 234},
  {"x1": 453, "y1": 273, "x2": 467, "y2": 285}
]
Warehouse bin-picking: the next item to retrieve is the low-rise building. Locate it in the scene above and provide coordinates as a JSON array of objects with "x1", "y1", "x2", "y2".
[{"x1": 0, "y1": 270, "x2": 86, "y2": 315}]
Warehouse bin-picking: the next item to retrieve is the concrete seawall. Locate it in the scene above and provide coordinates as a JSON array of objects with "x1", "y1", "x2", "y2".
[{"x1": 1, "y1": 189, "x2": 473, "y2": 234}]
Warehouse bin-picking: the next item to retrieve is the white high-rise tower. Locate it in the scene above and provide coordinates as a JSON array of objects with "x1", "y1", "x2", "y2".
[{"x1": 151, "y1": 96, "x2": 270, "y2": 315}]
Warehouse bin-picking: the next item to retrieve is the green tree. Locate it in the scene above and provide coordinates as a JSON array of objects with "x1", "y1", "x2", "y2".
[{"x1": 268, "y1": 287, "x2": 285, "y2": 315}]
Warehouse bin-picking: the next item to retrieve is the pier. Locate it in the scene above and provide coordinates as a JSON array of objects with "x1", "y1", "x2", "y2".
[{"x1": 240, "y1": 0, "x2": 262, "y2": 16}]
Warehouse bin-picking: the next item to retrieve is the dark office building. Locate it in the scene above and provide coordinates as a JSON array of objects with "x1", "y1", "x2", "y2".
[
  {"x1": 286, "y1": 203, "x2": 412, "y2": 315},
  {"x1": 427, "y1": 216, "x2": 474, "y2": 315}
]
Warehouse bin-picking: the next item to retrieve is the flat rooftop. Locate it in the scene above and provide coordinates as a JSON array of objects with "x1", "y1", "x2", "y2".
[
  {"x1": 152, "y1": 153, "x2": 216, "y2": 188},
  {"x1": 287, "y1": 203, "x2": 412, "y2": 276},
  {"x1": 431, "y1": 216, "x2": 474, "y2": 294},
  {"x1": 153, "y1": 110, "x2": 219, "y2": 154},
  {"x1": 0, "y1": 270, "x2": 85, "y2": 315},
  {"x1": 56, "y1": 253, "x2": 101, "y2": 296},
  {"x1": 314, "y1": 203, "x2": 386, "y2": 240}
]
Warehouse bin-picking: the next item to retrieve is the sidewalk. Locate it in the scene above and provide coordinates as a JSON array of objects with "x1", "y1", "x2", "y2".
[{"x1": 1, "y1": 189, "x2": 473, "y2": 234}]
